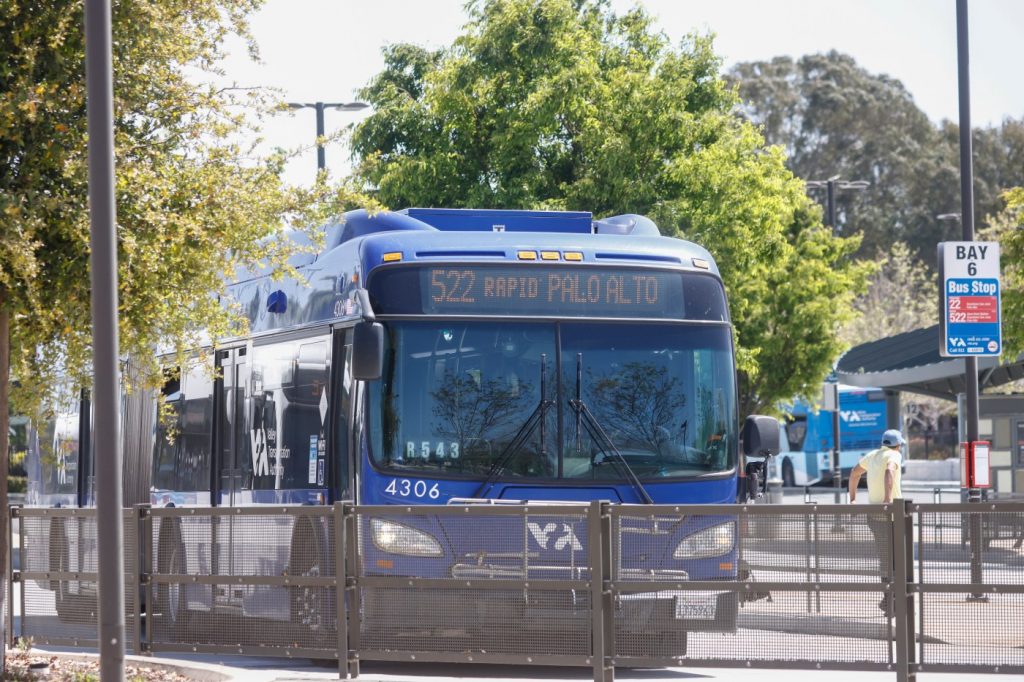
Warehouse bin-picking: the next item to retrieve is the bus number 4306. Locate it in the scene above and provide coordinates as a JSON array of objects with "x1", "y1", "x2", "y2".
[{"x1": 385, "y1": 479, "x2": 441, "y2": 499}]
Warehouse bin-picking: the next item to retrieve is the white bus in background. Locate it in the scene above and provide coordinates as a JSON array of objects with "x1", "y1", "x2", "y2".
[{"x1": 768, "y1": 387, "x2": 888, "y2": 488}]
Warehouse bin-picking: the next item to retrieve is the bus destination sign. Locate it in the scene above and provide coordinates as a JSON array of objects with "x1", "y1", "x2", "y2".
[{"x1": 421, "y1": 266, "x2": 685, "y2": 318}]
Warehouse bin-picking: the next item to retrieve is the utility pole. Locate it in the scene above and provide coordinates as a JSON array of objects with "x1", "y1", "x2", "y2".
[
  {"x1": 84, "y1": 0, "x2": 126, "y2": 678},
  {"x1": 287, "y1": 101, "x2": 368, "y2": 177},
  {"x1": 806, "y1": 176, "x2": 869, "y2": 506}
]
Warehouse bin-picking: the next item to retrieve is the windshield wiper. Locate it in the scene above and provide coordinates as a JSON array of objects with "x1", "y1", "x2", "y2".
[
  {"x1": 569, "y1": 353, "x2": 654, "y2": 504},
  {"x1": 472, "y1": 354, "x2": 554, "y2": 498}
]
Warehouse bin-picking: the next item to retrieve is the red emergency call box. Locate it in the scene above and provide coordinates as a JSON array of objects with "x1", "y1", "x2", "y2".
[{"x1": 960, "y1": 440, "x2": 992, "y2": 489}]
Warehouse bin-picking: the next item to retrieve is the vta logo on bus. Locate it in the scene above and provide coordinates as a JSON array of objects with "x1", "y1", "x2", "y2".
[
  {"x1": 250, "y1": 427, "x2": 270, "y2": 476},
  {"x1": 526, "y1": 522, "x2": 583, "y2": 551}
]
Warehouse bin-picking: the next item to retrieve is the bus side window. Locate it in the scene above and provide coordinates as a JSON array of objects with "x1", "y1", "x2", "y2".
[
  {"x1": 786, "y1": 417, "x2": 807, "y2": 452},
  {"x1": 152, "y1": 374, "x2": 182, "y2": 493},
  {"x1": 152, "y1": 362, "x2": 213, "y2": 495},
  {"x1": 246, "y1": 336, "x2": 330, "y2": 491},
  {"x1": 180, "y1": 362, "x2": 214, "y2": 492}
]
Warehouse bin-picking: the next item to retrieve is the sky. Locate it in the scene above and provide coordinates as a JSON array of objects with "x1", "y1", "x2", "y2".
[{"x1": 217, "y1": 0, "x2": 1024, "y2": 187}]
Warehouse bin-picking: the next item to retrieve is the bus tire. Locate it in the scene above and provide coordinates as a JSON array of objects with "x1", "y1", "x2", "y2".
[
  {"x1": 53, "y1": 547, "x2": 75, "y2": 621},
  {"x1": 289, "y1": 521, "x2": 327, "y2": 636},
  {"x1": 782, "y1": 458, "x2": 795, "y2": 488},
  {"x1": 48, "y1": 520, "x2": 76, "y2": 622},
  {"x1": 156, "y1": 524, "x2": 190, "y2": 636}
]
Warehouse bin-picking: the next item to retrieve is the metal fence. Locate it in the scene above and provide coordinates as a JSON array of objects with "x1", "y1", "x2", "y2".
[{"x1": 8, "y1": 500, "x2": 1024, "y2": 681}]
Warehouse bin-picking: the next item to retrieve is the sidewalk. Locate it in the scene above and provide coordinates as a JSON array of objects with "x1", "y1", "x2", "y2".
[{"x1": 45, "y1": 652, "x2": 1023, "y2": 682}]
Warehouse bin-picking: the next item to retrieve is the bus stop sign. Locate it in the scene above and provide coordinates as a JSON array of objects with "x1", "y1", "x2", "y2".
[{"x1": 938, "y1": 241, "x2": 1001, "y2": 357}]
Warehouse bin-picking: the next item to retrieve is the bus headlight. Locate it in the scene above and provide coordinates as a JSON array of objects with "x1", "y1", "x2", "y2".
[
  {"x1": 370, "y1": 518, "x2": 443, "y2": 557},
  {"x1": 672, "y1": 522, "x2": 735, "y2": 559}
]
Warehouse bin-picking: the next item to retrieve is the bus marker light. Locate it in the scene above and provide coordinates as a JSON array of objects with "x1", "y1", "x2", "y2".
[
  {"x1": 719, "y1": 562, "x2": 733, "y2": 571},
  {"x1": 564, "y1": 252, "x2": 583, "y2": 261},
  {"x1": 517, "y1": 251, "x2": 537, "y2": 260},
  {"x1": 692, "y1": 258, "x2": 710, "y2": 269},
  {"x1": 540, "y1": 251, "x2": 559, "y2": 260},
  {"x1": 383, "y1": 252, "x2": 403, "y2": 262},
  {"x1": 267, "y1": 290, "x2": 287, "y2": 313},
  {"x1": 376, "y1": 559, "x2": 394, "y2": 569}
]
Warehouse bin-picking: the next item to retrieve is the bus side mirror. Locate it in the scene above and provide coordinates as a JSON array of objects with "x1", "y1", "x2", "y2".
[
  {"x1": 742, "y1": 415, "x2": 779, "y2": 458},
  {"x1": 352, "y1": 321, "x2": 383, "y2": 380}
]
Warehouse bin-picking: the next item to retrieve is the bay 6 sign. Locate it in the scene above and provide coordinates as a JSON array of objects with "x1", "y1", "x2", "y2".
[{"x1": 938, "y1": 241, "x2": 1001, "y2": 357}]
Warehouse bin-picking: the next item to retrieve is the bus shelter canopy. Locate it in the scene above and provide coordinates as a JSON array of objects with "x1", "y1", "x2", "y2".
[{"x1": 837, "y1": 324, "x2": 1024, "y2": 401}]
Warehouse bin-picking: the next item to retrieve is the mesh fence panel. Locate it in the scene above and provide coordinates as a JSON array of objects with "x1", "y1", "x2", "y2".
[
  {"x1": 685, "y1": 591, "x2": 893, "y2": 664},
  {"x1": 610, "y1": 507, "x2": 893, "y2": 667},
  {"x1": 916, "y1": 505, "x2": 1024, "y2": 673},
  {"x1": 359, "y1": 587, "x2": 592, "y2": 656},
  {"x1": 13, "y1": 502, "x2": 1024, "y2": 676},
  {"x1": 147, "y1": 508, "x2": 337, "y2": 654},
  {"x1": 918, "y1": 510, "x2": 1024, "y2": 584},
  {"x1": 16, "y1": 510, "x2": 137, "y2": 650},
  {"x1": 354, "y1": 506, "x2": 592, "y2": 660},
  {"x1": 918, "y1": 592, "x2": 1024, "y2": 670},
  {"x1": 741, "y1": 511, "x2": 894, "y2": 582}
]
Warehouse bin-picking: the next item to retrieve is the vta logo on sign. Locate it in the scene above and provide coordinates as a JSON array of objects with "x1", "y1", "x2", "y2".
[
  {"x1": 840, "y1": 410, "x2": 860, "y2": 423},
  {"x1": 949, "y1": 337, "x2": 966, "y2": 348},
  {"x1": 527, "y1": 522, "x2": 583, "y2": 551}
]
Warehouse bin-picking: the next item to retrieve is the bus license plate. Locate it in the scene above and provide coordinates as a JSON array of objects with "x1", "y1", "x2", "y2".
[{"x1": 674, "y1": 593, "x2": 717, "y2": 620}]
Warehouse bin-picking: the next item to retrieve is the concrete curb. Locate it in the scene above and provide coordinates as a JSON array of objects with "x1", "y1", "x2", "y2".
[{"x1": 737, "y1": 613, "x2": 945, "y2": 644}]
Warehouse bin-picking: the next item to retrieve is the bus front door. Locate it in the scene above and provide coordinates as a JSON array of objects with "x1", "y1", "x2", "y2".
[{"x1": 212, "y1": 346, "x2": 251, "y2": 610}]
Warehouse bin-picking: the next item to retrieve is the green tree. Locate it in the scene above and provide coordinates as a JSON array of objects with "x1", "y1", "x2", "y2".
[
  {"x1": 983, "y1": 187, "x2": 1024, "y2": 356},
  {"x1": 840, "y1": 242, "x2": 937, "y2": 347},
  {"x1": 730, "y1": 52, "x2": 1024, "y2": 269},
  {"x1": 351, "y1": 0, "x2": 870, "y2": 416},
  {"x1": 0, "y1": 0, "x2": 367, "y2": 649}
]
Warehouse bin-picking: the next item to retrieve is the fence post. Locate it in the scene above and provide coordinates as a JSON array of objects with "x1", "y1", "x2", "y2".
[
  {"x1": 6, "y1": 505, "x2": 19, "y2": 651},
  {"x1": 588, "y1": 500, "x2": 613, "y2": 682},
  {"x1": 892, "y1": 501, "x2": 916, "y2": 682},
  {"x1": 135, "y1": 504, "x2": 151, "y2": 655},
  {"x1": 342, "y1": 503, "x2": 360, "y2": 679},
  {"x1": 333, "y1": 502, "x2": 350, "y2": 679}
]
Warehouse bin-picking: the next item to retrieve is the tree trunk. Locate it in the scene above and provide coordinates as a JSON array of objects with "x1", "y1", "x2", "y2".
[{"x1": 0, "y1": 302, "x2": 10, "y2": 672}]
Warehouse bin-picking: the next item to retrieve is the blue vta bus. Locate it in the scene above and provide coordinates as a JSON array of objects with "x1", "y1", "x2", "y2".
[
  {"x1": 26, "y1": 207, "x2": 778, "y2": 651},
  {"x1": 770, "y1": 385, "x2": 888, "y2": 487}
]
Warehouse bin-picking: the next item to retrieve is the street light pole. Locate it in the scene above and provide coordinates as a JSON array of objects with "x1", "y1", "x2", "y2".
[
  {"x1": 314, "y1": 102, "x2": 326, "y2": 172},
  {"x1": 287, "y1": 101, "x2": 369, "y2": 177},
  {"x1": 85, "y1": 0, "x2": 126, "y2": 678},
  {"x1": 805, "y1": 176, "x2": 868, "y2": 506}
]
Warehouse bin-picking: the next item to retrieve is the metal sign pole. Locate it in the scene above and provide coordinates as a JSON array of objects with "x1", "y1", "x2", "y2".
[
  {"x1": 85, "y1": 0, "x2": 127, "y2": 677},
  {"x1": 832, "y1": 391, "x2": 842, "y2": 504},
  {"x1": 954, "y1": 0, "x2": 987, "y2": 604}
]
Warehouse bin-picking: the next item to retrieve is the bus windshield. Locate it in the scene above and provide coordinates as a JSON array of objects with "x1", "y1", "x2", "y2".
[{"x1": 367, "y1": 321, "x2": 737, "y2": 480}]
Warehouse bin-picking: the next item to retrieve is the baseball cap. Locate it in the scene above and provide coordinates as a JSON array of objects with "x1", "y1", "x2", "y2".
[{"x1": 881, "y1": 429, "x2": 906, "y2": 447}]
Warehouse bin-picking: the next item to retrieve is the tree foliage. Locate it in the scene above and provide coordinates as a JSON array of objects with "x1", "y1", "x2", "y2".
[
  {"x1": 730, "y1": 52, "x2": 1024, "y2": 269},
  {"x1": 351, "y1": 0, "x2": 871, "y2": 415},
  {"x1": 840, "y1": 242, "x2": 937, "y2": 348},
  {"x1": 984, "y1": 187, "x2": 1024, "y2": 356},
  {"x1": 0, "y1": 0, "x2": 369, "y2": 409}
]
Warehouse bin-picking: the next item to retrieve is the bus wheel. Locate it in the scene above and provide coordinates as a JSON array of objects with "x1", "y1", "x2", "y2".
[
  {"x1": 290, "y1": 559, "x2": 325, "y2": 633},
  {"x1": 156, "y1": 538, "x2": 190, "y2": 636},
  {"x1": 782, "y1": 458, "x2": 795, "y2": 488},
  {"x1": 53, "y1": 547, "x2": 75, "y2": 621}
]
